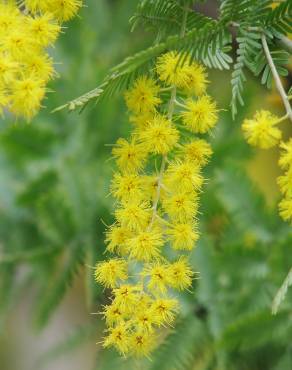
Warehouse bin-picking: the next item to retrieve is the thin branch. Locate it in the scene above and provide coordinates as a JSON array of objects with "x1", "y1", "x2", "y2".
[
  {"x1": 261, "y1": 33, "x2": 292, "y2": 122},
  {"x1": 276, "y1": 35, "x2": 292, "y2": 55},
  {"x1": 272, "y1": 267, "x2": 292, "y2": 315},
  {"x1": 148, "y1": 6, "x2": 188, "y2": 228}
]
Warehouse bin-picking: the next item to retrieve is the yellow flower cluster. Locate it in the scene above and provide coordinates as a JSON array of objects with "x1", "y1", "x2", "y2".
[
  {"x1": 94, "y1": 51, "x2": 219, "y2": 357},
  {"x1": 0, "y1": 0, "x2": 82, "y2": 121},
  {"x1": 278, "y1": 139, "x2": 292, "y2": 222},
  {"x1": 242, "y1": 110, "x2": 292, "y2": 223}
]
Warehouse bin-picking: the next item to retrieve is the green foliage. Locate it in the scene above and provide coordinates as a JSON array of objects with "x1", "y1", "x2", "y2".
[
  {"x1": 265, "y1": 0, "x2": 292, "y2": 35},
  {"x1": 230, "y1": 29, "x2": 261, "y2": 117},
  {"x1": 56, "y1": 15, "x2": 231, "y2": 112},
  {"x1": 272, "y1": 267, "x2": 292, "y2": 314},
  {"x1": 149, "y1": 315, "x2": 210, "y2": 370},
  {"x1": 1, "y1": 1, "x2": 292, "y2": 370},
  {"x1": 57, "y1": 0, "x2": 292, "y2": 119},
  {"x1": 251, "y1": 48, "x2": 290, "y2": 89}
]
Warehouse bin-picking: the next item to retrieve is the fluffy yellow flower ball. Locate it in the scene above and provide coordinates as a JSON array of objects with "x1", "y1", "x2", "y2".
[
  {"x1": 138, "y1": 114, "x2": 179, "y2": 155},
  {"x1": 125, "y1": 76, "x2": 161, "y2": 114},
  {"x1": 94, "y1": 259, "x2": 128, "y2": 288},
  {"x1": 242, "y1": 110, "x2": 282, "y2": 149},
  {"x1": 279, "y1": 198, "x2": 292, "y2": 222},
  {"x1": 181, "y1": 95, "x2": 218, "y2": 133}
]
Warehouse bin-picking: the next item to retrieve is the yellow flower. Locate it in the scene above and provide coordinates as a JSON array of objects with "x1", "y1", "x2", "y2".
[
  {"x1": 0, "y1": 3, "x2": 21, "y2": 37},
  {"x1": 115, "y1": 201, "x2": 151, "y2": 232},
  {"x1": 138, "y1": 114, "x2": 179, "y2": 155},
  {"x1": 125, "y1": 76, "x2": 161, "y2": 114},
  {"x1": 130, "y1": 331, "x2": 155, "y2": 357},
  {"x1": 141, "y1": 175, "x2": 160, "y2": 201},
  {"x1": 0, "y1": 54, "x2": 18, "y2": 85},
  {"x1": 165, "y1": 161, "x2": 203, "y2": 192},
  {"x1": 168, "y1": 222, "x2": 199, "y2": 251},
  {"x1": 136, "y1": 293, "x2": 154, "y2": 313},
  {"x1": 127, "y1": 228, "x2": 164, "y2": 262},
  {"x1": 110, "y1": 173, "x2": 143, "y2": 202},
  {"x1": 103, "y1": 322, "x2": 130, "y2": 356},
  {"x1": 181, "y1": 95, "x2": 218, "y2": 133},
  {"x1": 279, "y1": 197, "x2": 292, "y2": 222},
  {"x1": 105, "y1": 225, "x2": 132, "y2": 255},
  {"x1": 103, "y1": 303, "x2": 124, "y2": 326},
  {"x1": 277, "y1": 170, "x2": 292, "y2": 197},
  {"x1": 112, "y1": 138, "x2": 148, "y2": 173},
  {"x1": 0, "y1": 88, "x2": 9, "y2": 117},
  {"x1": 22, "y1": 53, "x2": 56, "y2": 83},
  {"x1": 112, "y1": 284, "x2": 141, "y2": 312},
  {"x1": 3, "y1": 28, "x2": 34, "y2": 60},
  {"x1": 156, "y1": 51, "x2": 189, "y2": 87},
  {"x1": 26, "y1": 14, "x2": 61, "y2": 46},
  {"x1": 242, "y1": 110, "x2": 281, "y2": 149},
  {"x1": 168, "y1": 257, "x2": 194, "y2": 291},
  {"x1": 142, "y1": 263, "x2": 171, "y2": 293},
  {"x1": 46, "y1": 0, "x2": 83, "y2": 22},
  {"x1": 151, "y1": 298, "x2": 178, "y2": 326},
  {"x1": 132, "y1": 308, "x2": 157, "y2": 332},
  {"x1": 279, "y1": 139, "x2": 292, "y2": 170},
  {"x1": 10, "y1": 77, "x2": 46, "y2": 120},
  {"x1": 182, "y1": 139, "x2": 213, "y2": 167},
  {"x1": 163, "y1": 192, "x2": 198, "y2": 222},
  {"x1": 94, "y1": 258, "x2": 128, "y2": 288},
  {"x1": 183, "y1": 62, "x2": 208, "y2": 96},
  {"x1": 24, "y1": 0, "x2": 50, "y2": 14},
  {"x1": 130, "y1": 112, "x2": 154, "y2": 129}
]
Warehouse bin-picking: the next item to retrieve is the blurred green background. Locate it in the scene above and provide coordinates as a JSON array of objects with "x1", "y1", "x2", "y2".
[{"x1": 0, "y1": 1, "x2": 292, "y2": 370}]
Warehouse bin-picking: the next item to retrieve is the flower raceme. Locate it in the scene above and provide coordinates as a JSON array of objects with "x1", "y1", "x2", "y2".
[
  {"x1": 242, "y1": 111, "x2": 292, "y2": 223},
  {"x1": 0, "y1": 1, "x2": 82, "y2": 121},
  {"x1": 94, "y1": 51, "x2": 220, "y2": 358}
]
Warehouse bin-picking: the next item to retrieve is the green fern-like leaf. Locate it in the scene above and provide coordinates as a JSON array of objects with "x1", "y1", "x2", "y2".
[
  {"x1": 250, "y1": 45, "x2": 290, "y2": 89},
  {"x1": 149, "y1": 315, "x2": 209, "y2": 370},
  {"x1": 231, "y1": 28, "x2": 261, "y2": 118},
  {"x1": 272, "y1": 267, "x2": 292, "y2": 315},
  {"x1": 265, "y1": 0, "x2": 292, "y2": 36},
  {"x1": 215, "y1": 164, "x2": 273, "y2": 243},
  {"x1": 130, "y1": 0, "x2": 181, "y2": 34},
  {"x1": 220, "y1": 0, "x2": 250, "y2": 22},
  {"x1": 220, "y1": 309, "x2": 291, "y2": 351},
  {"x1": 35, "y1": 241, "x2": 84, "y2": 328},
  {"x1": 56, "y1": 20, "x2": 231, "y2": 113}
]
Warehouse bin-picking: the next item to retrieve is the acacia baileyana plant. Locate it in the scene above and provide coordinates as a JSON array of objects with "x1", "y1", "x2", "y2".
[
  {"x1": 94, "y1": 52, "x2": 217, "y2": 357},
  {"x1": 2, "y1": 0, "x2": 290, "y2": 363},
  {"x1": 0, "y1": 0, "x2": 82, "y2": 120}
]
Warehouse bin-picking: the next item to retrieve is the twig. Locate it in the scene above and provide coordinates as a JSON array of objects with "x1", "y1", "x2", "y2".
[
  {"x1": 272, "y1": 267, "x2": 292, "y2": 315},
  {"x1": 148, "y1": 6, "x2": 188, "y2": 228},
  {"x1": 261, "y1": 33, "x2": 292, "y2": 122},
  {"x1": 276, "y1": 35, "x2": 292, "y2": 55}
]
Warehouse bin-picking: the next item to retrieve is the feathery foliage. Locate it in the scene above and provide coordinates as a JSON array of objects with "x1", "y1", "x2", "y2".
[
  {"x1": 57, "y1": 0, "x2": 292, "y2": 118},
  {"x1": 0, "y1": 1, "x2": 292, "y2": 369}
]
